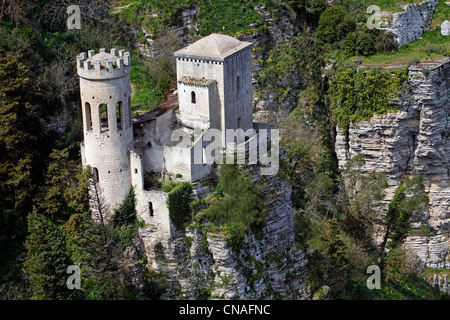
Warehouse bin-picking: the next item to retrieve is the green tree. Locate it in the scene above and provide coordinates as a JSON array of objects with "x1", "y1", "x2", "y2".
[
  {"x1": 113, "y1": 187, "x2": 137, "y2": 228},
  {"x1": 0, "y1": 49, "x2": 40, "y2": 211},
  {"x1": 316, "y1": 5, "x2": 356, "y2": 45},
  {"x1": 167, "y1": 182, "x2": 193, "y2": 232},
  {"x1": 381, "y1": 176, "x2": 429, "y2": 255},
  {"x1": 24, "y1": 210, "x2": 76, "y2": 300}
]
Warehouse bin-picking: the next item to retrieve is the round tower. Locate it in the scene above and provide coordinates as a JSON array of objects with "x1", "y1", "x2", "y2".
[{"x1": 76, "y1": 48, "x2": 133, "y2": 216}]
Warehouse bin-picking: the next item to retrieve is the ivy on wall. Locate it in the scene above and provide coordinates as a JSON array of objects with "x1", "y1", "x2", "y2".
[
  {"x1": 328, "y1": 65, "x2": 409, "y2": 132},
  {"x1": 167, "y1": 182, "x2": 193, "y2": 232}
]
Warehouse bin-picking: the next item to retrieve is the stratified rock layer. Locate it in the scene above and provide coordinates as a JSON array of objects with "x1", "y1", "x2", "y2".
[
  {"x1": 137, "y1": 167, "x2": 311, "y2": 299},
  {"x1": 335, "y1": 57, "x2": 450, "y2": 269}
]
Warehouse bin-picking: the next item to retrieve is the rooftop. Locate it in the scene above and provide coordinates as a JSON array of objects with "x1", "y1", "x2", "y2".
[{"x1": 174, "y1": 33, "x2": 252, "y2": 60}]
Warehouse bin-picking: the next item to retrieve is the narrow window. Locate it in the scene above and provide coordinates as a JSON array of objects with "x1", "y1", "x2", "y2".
[
  {"x1": 135, "y1": 168, "x2": 138, "y2": 174},
  {"x1": 191, "y1": 91, "x2": 196, "y2": 104},
  {"x1": 128, "y1": 96, "x2": 132, "y2": 127},
  {"x1": 99, "y1": 103, "x2": 108, "y2": 131},
  {"x1": 149, "y1": 202, "x2": 154, "y2": 217},
  {"x1": 237, "y1": 76, "x2": 240, "y2": 94},
  {"x1": 93, "y1": 167, "x2": 99, "y2": 184},
  {"x1": 85, "y1": 102, "x2": 92, "y2": 131},
  {"x1": 116, "y1": 101, "x2": 123, "y2": 131},
  {"x1": 237, "y1": 117, "x2": 242, "y2": 129}
]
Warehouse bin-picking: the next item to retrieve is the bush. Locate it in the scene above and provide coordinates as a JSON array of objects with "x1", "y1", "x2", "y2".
[
  {"x1": 167, "y1": 182, "x2": 193, "y2": 232},
  {"x1": 113, "y1": 188, "x2": 136, "y2": 228},
  {"x1": 316, "y1": 5, "x2": 356, "y2": 45},
  {"x1": 207, "y1": 165, "x2": 267, "y2": 241}
]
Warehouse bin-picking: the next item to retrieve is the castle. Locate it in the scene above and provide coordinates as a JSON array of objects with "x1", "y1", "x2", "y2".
[{"x1": 76, "y1": 34, "x2": 263, "y2": 235}]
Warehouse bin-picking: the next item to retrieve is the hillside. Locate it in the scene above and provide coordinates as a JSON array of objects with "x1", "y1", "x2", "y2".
[{"x1": 0, "y1": 0, "x2": 449, "y2": 302}]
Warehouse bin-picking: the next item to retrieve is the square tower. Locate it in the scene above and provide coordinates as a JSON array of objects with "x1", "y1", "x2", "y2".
[{"x1": 174, "y1": 34, "x2": 253, "y2": 142}]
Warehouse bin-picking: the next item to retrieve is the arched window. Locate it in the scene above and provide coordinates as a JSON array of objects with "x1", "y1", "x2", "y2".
[
  {"x1": 191, "y1": 91, "x2": 196, "y2": 104},
  {"x1": 116, "y1": 101, "x2": 123, "y2": 131},
  {"x1": 85, "y1": 102, "x2": 93, "y2": 131},
  {"x1": 99, "y1": 103, "x2": 108, "y2": 132},
  {"x1": 93, "y1": 167, "x2": 99, "y2": 184}
]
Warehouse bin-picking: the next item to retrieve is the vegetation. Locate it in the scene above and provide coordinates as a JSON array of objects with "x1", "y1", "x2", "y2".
[
  {"x1": 328, "y1": 64, "x2": 409, "y2": 131},
  {"x1": 1, "y1": 0, "x2": 448, "y2": 301},
  {"x1": 167, "y1": 181, "x2": 193, "y2": 232}
]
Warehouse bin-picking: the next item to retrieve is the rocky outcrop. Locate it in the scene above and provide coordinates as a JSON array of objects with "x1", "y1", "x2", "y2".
[
  {"x1": 380, "y1": 0, "x2": 439, "y2": 46},
  {"x1": 442, "y1": 20, "x2": 450, "y2": 36},
  {"x1": 137, "y1": 166, "x2": 311, "y2": 299},
  {"x1": 334, "y1": 57, "x2": 450, "y2": 269}
]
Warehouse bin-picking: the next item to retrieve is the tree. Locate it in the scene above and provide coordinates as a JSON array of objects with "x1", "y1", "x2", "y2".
[
  {"x1": 24, "y1": 210, "x2": 76, "y2": 300},
  {"x1": 380, "y1": 176, "x2": 429, "y2": 256},
  {"x1": 316, "y1": 5, "x2": 356, "y2": 46},
  {"x1": 0, "y1": 49, "x2": 39, "y2": 211},
  {"x1": 113, "y1": 187, "x2": 137, "y2": 228},
  {"x1": 37, "y1": 148, "x2": 81, "y2": 219}
]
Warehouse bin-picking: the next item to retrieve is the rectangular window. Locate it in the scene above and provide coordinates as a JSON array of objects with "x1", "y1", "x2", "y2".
[
  {"x1": 116, "y1": 101, "x2": 123, "y2": 131},
  {"x1": 99, "y1": 103, "x2": 108, "y2": 131},
  {"x1": 149, "y1": 202, "x2": 154, "y2": 217}
]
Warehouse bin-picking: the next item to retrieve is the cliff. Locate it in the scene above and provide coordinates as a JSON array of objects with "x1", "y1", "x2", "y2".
[
  {"x1": 380, "y1": 0, "x2": 439, "y2": 46},
  {"x1": 335, "y1": 57, "x2": 450, "y2": 269},
  {"x1": 136, "y1": 166, "x2": 311, "y2": 299}
]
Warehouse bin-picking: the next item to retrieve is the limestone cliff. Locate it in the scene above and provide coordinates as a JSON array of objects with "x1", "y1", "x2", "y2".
[
  {"x1": 334, "y1": 57, "x2": 450, "y2": 269},
  {"x1": 136, "y1": 166, "x2": 310, "y2": 300},
  {"x1": 380, "y1": 0, "x2": 439, "y2": 46}
]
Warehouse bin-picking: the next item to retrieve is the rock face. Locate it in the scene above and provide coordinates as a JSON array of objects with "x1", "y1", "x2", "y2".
[
  {"x1": 137, "y1": 167, "x2": 311, "y2": 299},
  {"x1": 334, "y1": 57, "x2": 450, "y2": 269},
  {"x1": 442, "y1": 20, "x2": 450, "y2": 36},
  {"x1": 381, "y1": 0, "x2": 439, "y2": 46}
]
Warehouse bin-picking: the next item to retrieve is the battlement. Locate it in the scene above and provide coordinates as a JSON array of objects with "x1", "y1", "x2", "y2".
[{"x1": 76, "y1": 48, "x2": 131, "y2": 80}]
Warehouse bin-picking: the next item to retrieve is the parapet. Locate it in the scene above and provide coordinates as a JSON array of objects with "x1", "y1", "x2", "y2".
[{"x1": 76, "y1": 48, "x2": 131, "y2": 80}]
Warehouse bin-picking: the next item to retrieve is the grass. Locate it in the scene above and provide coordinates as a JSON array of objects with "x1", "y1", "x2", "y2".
[
  {"x1": 362, "y1": 28, "x2": 450, "y2": 66},
  {"x1": 431, "y1": 0, "x2": 450, "y2": 28},
  {"x1": 129, "y1": 54, "x2": 162, "y2": 114}
]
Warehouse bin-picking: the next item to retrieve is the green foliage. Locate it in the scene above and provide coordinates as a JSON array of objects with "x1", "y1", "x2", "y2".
[
  {"x1": 24, "y1": 210, "x2": 76, "y2": 300},
  {"x1": 113, "y1": 188, "x2": 137, "y2": 228},
  {"x1": 167, "y1": 181, "x2": 193, "y2": 232},
  {"x1": 316, "y1": 5, "x2": 356, "y2": 46},
  {"x1": 206, "y1": 165, "x2": 267, "y2": 244},
  {"x1": 382, "y1": 176, "x2": 429, "y2": 252},
  {"x1": 329, "y1": 64, "x2": 409, "y2": 131}
]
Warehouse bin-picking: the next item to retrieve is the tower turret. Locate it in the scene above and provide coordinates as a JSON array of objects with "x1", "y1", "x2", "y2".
[{"x1": 77, "y1": 48, "x2": 134, "y2": 216}]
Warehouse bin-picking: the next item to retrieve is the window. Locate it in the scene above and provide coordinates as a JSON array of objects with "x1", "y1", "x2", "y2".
[
  {"x1": 149, "y1": 202, "x2": 154, "y2": 217},
  {"x1": 85, "y1": 102, "x2": 92, "y2": 131},
  {"x1": 99, "y1": 103, "x2": 108, "y2": 131},
  {"x1": 237, "y1": 76, "x2": 240, "y2": 94},
  {"x1": 191, "y1": 91, "x2": 196, "y2": 104},
  {"x1": 237, "y1": 117, "x2": 241, "y2": 129},
  {"x1": 116, "y1": 101, "x2": 123, "y2": 131},
  {"x1": 93, "y1": 167, "x2": 99, "y2": 184},
  {"x1": 128, "y1": 96, "x2": 132, "y2": 127}
]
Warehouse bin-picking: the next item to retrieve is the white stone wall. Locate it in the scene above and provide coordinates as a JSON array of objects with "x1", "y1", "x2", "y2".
[
  {"x1": 178, "y1": 82, "x2": 219, "y2": 130},
  {"x1": 175, "y1": 46, "x2": 253, "y2": 145},
  {"x1": 163, "y1": 145, "x2": 193, "y2": 180},
  {"x1": 78, "y1": 54, "x2": 134, "y2": 214},
  {"x1": 381, "y1": 0, "x2": 439, "y2": 46}
]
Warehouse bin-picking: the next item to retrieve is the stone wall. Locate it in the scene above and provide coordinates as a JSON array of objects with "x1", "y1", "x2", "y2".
[
  {"x1": 136, "y1": 165, "x2": 311, "y2": 299},
  {"x1": 381, "y1": 0, "x2": 439, "y2": 46},
  {"x1": 334, "y1": 57, "x2": 450, "y2": 268}
]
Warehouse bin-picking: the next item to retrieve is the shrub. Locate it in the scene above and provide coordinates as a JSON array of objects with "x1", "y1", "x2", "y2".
[
  {"x1": 167, "y1": 182, "x2": 193, "y2": 232},
  {"x1": 316, "y1": 5, "x2": 356, "y2": 45},
  {"x1": 207, "y1": 165, "x2": 267, "y2": 241},
  {"x1": 113, "y1": 188, "x2": 136, "y2": 228}
]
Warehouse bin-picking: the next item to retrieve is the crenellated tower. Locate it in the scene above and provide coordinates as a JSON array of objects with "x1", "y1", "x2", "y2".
[{"x1": 77, "y1": 48, "x2": 134, "y2": 216}]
